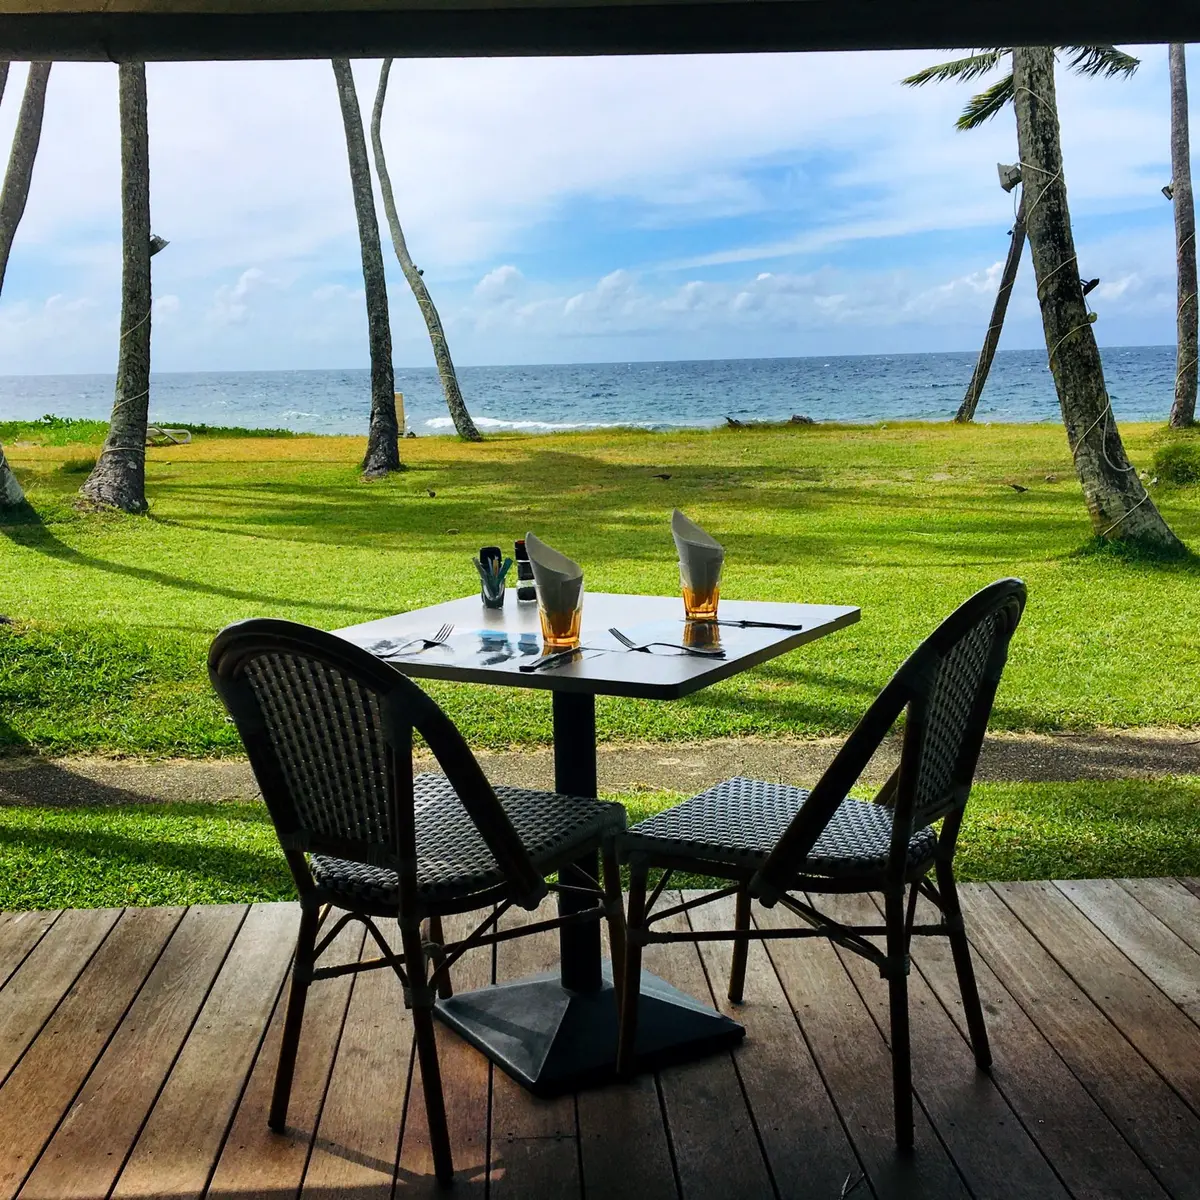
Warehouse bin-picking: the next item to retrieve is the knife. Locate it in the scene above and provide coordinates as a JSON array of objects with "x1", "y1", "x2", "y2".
[
  {"x1": 717, "y1": 619, "x2": 806, "y2": 631},
  {"x1": 519, "y1": 646, "x2": 583, "y2": 673}
]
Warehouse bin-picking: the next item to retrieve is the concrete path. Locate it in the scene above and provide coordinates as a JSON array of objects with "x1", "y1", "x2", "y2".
[{"x1": 1, "y1": 729, "x2": 1197, "y2": 807}]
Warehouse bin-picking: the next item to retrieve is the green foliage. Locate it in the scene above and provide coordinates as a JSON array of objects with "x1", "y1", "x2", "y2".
[
  {"x1": 1, "y1": 422, "x2": 1197, "y2": 755},
  {"x1": 1153, "y1": 440, "x2": 1200, "y2": 487},
  {"x1": 1, "y1": 776, "x2": 1196, "y2": 909},
  {"x1": 903, "y1": 44, "x2": 1140, "y2": 133}
]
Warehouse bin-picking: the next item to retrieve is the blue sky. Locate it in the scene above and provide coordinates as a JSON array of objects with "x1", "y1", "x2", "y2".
[{"x1": 0, "y1": 48, "x2": 1193, "y2": 374}]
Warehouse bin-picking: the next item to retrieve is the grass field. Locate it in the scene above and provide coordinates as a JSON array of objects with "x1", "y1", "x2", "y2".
[
  {"x1": 1, "y1": 776, "x2": 1195, "y2": 909},
  {"x1": 2, "y1": 418, "x2": 1199, "y2": 756}
]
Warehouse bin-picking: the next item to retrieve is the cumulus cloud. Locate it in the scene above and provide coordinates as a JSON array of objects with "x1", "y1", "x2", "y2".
[{"x1": 207, "y1": 268, "x2": 271, "y2": 325}]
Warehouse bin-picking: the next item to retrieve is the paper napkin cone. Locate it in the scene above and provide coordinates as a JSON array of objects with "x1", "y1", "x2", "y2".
[
  {"x1": 671, "y1": 509, "x2": 724, "y2": 593},
  {"x1": 525, "y1": 533, "x2": 584, "y2": 613}
]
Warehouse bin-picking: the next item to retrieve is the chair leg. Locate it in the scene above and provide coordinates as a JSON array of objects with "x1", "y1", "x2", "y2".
[
  {"x1": 270, "y1": 903, "x2": 319, "y2": 1132},
  {"x1": 728, "y1": 886, "x2": 751, "y2": 1003},
  {"x1": 402, "y1": 922, "x2": 454, "y2": 1185},
  {"x1": 936, "y1": 859, "x2": 991, "y2": 1070},
  {"x1": 616, "y1": 857, "x2": 648, "y2": 1078},
  {"x1": 885, "y1": 887, "x2": 914, "y2": 1153},
  {"x1": 425, "y1": 914, "x2": 453, "y2": 1000},
  {"x1": 602, "y1": 841, "x2": 627, "y2": 1003}
]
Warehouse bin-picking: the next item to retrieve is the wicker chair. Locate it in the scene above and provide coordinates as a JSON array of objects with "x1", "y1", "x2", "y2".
[
  {"x1": 615, "y1": 578, "x2": 1026, "y2": 1150},
  {"x1": 209, "y1": 618, "x2": 626, "y2": 1186}
]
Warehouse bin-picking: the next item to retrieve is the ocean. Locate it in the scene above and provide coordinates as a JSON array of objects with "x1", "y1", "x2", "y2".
[{"x1": 0, "y1": 346, "x2": 1179, "y2": 436}]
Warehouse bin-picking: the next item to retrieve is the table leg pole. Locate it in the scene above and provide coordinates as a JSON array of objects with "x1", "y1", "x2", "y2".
[{"x1": 552, "y1": 690, "x2": 602, "y2": 994}]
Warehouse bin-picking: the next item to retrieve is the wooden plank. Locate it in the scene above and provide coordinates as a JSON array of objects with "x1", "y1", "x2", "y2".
[
  {"x1": 396, "y1": 911, "x2": 492, "y2": 1195},
  {"x1": 0, "y1": 909, "x2": 121, "y2": 1085},
  {"x1": 961, "y1": 883, "x2": 1200, "y2": 1197},
  {"x1": 0, "y1": 907, "x2": 182, "y2": 1199},
  {"x1": 997, "y1": 881, "x2": 1200, "y2": 1116},
  {"x1": 489, "y1": 897, "x2": 580, "y2": 1200},
  {"x1": 20, "y1": 905, "x2": 246, "y2": 1200},
  {"x1": 756, "y1": 899, "x2": 971, "y2": 1200},
  {"x1": 1118, "y1": 877, "x2": 1200, "y2": 956},
  {"x1": 111, "y1": 903, "x2": 296, "y2": 1200},
  {"x1": 822, "y1": 893, "x2": 1068, "y2": 1198},
  {"x1": 1181, "y1": 878, "x2": 1200, "y2": 902},
  {"x1": 0, "y1": 912, "x2": 60, "y2": 992},
  {"x1": 206, "y1": 917, "x2": 366, "y2": 1200},
  {"x1": 905, "y1": 888, "x2": 1168, "y2": 1200},
  {"x1": 688, "y1": 892, "x2": 859, "y2": 1200},
  {"x1": 300, "y1": 920, "x2": 413, "y2": 1199},
  {"x1": 648, "y1": 892, "x2": 773, "y2": 1200},
  {"x1": 1057, "y1": 879, "x2": 1200, "y2": 1027},
  {"x1": 576, "y1": 920, "x2": 676, "y2": 1200}
]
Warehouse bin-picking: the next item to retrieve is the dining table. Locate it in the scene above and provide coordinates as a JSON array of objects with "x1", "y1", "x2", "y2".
[{"x1": 336, "y1": 590, "x2": 859, "y2": 1094}]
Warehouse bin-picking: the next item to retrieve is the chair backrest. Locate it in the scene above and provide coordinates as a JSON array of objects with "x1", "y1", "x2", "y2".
[
  {"x1": 208, "y1": 618, "x2": 547, "y2": 912},
  {"x1": 751, "y1": 578, "x2": 1026, "y2": 901}
]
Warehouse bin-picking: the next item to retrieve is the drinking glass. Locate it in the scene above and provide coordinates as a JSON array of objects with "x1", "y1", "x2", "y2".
[
  {"x1": 538, "y1": 585, "x2": 584, "y2": 650},
  {"x1": 680, "y1": 561, "x2": 722, "y2": 621}
]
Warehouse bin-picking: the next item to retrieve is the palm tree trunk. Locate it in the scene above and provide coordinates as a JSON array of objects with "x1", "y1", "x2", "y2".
[
  {"x1": 1169, "y1": 44, "x2": 1197, "y2": 428},
  {"x1": 332, "y1": 58, "x2": 402, "y2": 478},
  {"x1": 0, "y1": 61, "x2": 52, "y2": 510},
  {"x1": 81, "y1": 63, "x2": 153, "y2": 514},
  {"x1": 956, "y1": 191, "x2": 1026, "y2": 422},
  {"x1": 0, "y1": 62, "x2": 51, "y2": 295},
  {"x1": 1011, "y1": 47, "x2": 1184, "y2": 553},
  {"x1": 370, "y1": 60, "x2": 481, "y2": 443}
]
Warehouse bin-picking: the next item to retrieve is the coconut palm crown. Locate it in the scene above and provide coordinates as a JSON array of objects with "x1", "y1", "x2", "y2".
[{"x1": 902, "y1": 46, "x2": 1140, "y2": 129}]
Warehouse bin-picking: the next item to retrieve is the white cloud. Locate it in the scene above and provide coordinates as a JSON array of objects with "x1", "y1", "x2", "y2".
[{"x1": 207, "y1": 267, "x2": 271, "y2": 325}]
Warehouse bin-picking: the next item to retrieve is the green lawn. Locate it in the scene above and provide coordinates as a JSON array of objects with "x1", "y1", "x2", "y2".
[
  {"x1": 2, "y1": 419, "x2": 1199, "y2": 755},
  {"x1": 1, "y1": 777, "x2": 1196, "y2": 910}
]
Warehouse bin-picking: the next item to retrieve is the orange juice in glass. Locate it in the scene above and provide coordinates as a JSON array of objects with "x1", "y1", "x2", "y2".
[{"x1": 538, "y1": 586, "x2": 584, "y2": 650}]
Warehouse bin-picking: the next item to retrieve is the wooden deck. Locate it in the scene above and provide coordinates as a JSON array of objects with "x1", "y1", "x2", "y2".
[{"x1": 1, "y1": 879, "x2": 1199, "y2": 1199}]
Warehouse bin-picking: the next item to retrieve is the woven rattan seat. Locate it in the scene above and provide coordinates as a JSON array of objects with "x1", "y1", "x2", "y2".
[
  {"x1": 615, "y1": 580, "x2": 1027, "y2": 1156},
  {"x1": 623, "y1": 777, "x2": 937, "y2": 878},
  {"x1": 312, "y1": 774, "x2": 625, "y2": 909}
]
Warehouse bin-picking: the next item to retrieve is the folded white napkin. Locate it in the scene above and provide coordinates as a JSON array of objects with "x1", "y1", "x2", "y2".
[
  {"x1": 525, "y1": 532, "x2": 584, "y2": 613},
  {"x1": 671, "y1": 508, "x2": 724, "y2": 593}
]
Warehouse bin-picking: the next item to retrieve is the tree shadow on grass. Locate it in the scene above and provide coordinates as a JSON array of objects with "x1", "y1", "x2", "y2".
[
  {"x1": 0, "y1": 503, "x2": 390, "y2": 619},
  {"x1": 0, "y1": 811, "x2": 294, "y2": 903}
]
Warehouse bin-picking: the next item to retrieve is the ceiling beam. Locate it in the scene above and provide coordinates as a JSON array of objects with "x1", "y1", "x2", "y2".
[{"x1": 0, "y1": 1, "x2": 1195, "y2": 62}]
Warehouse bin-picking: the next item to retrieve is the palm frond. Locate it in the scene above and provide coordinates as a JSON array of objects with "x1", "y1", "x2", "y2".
[
  {"x1": 1063, "y1": 45, "x2": 1140, "y2": 78},
  {"x1": 902, "y1": 49, "x2": 1009, "y2": 88},
  {"x1": 956, "y1": 72, "x2": 1016, "y2": 130}
]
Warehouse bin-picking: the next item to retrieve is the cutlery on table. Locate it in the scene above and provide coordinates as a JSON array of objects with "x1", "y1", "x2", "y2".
[
  {"x1": 519, "y1": 646, "x2": 583, "y2": 673},
  {"x1": 716, "y1": 619, "x2": 806, "y2": 631},
  {"x1": 608, "y1": 627, "x2": 725, "y2": 657},
  {"x1": 380, "y1": 622, "x2": 455, "y2": 656}
]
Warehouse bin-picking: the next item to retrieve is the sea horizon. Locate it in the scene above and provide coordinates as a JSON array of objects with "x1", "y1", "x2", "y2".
[{"x1": 1, "y1": 345, "x2": 1182, "y2": 436}]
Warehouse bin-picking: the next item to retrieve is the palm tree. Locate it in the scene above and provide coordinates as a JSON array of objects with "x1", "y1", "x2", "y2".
[
  {"x1": 1168, "y1": 44, "x2": 1197, "y2": 428},
  {"x1": 903, "y1": 47, "x2": 1140, "y2": 422},
  {"x1": 370, "y1": 60, "x2": 481, "y2": 443},
  {"x1": 331, "y1": 58, "x2": 402, "y2": 477},
  {"x1": 82, "y1": 63, "x2": 154, "y2": 513},
  {"x1": 0, "y1": 61, "x2": 53, "y2": 510},
  {"x1": 1011, "y1": 47, "x2": 1183, "y2": 552}
]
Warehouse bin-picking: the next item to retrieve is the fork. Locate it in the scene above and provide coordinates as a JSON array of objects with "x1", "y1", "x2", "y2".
[
  {"x1": 608, "y1": 627, "x2": 725, "y2": 657},
  {"x1": 385, "y1": 622, "x2": 454, "y2": 655}
]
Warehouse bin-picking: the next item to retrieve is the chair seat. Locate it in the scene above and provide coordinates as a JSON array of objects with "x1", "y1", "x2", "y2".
[
  {"x1": 621, "y1": 776, "x2": 937, "y2": 878},
  {"x1": 311, "y1": 773, "x2": 625, "y2": 910}
]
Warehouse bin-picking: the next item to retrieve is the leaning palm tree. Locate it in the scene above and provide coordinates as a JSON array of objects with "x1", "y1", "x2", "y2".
[
  {"x1": 371, "y1": 61, "x2": 481, "y2": 443},
  {"x1": 1011, "y1": 47, "x2": 1183, "y2": 552},
  {"x1": 1168, "y1": 44, "x2": 1197, "y2": 428},
  {"x1": 82, "y1": 63, "x2": 154, "y2": 513},
  {"x1": 0, "y1": 61, "x2": 53, "y2": 510},
  {"x1": 903, "y1": 47, "x2": 1140, "y2": 423},
  {"x1": 331, "y1": 58, "x2": 402, "y2": 477}
]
